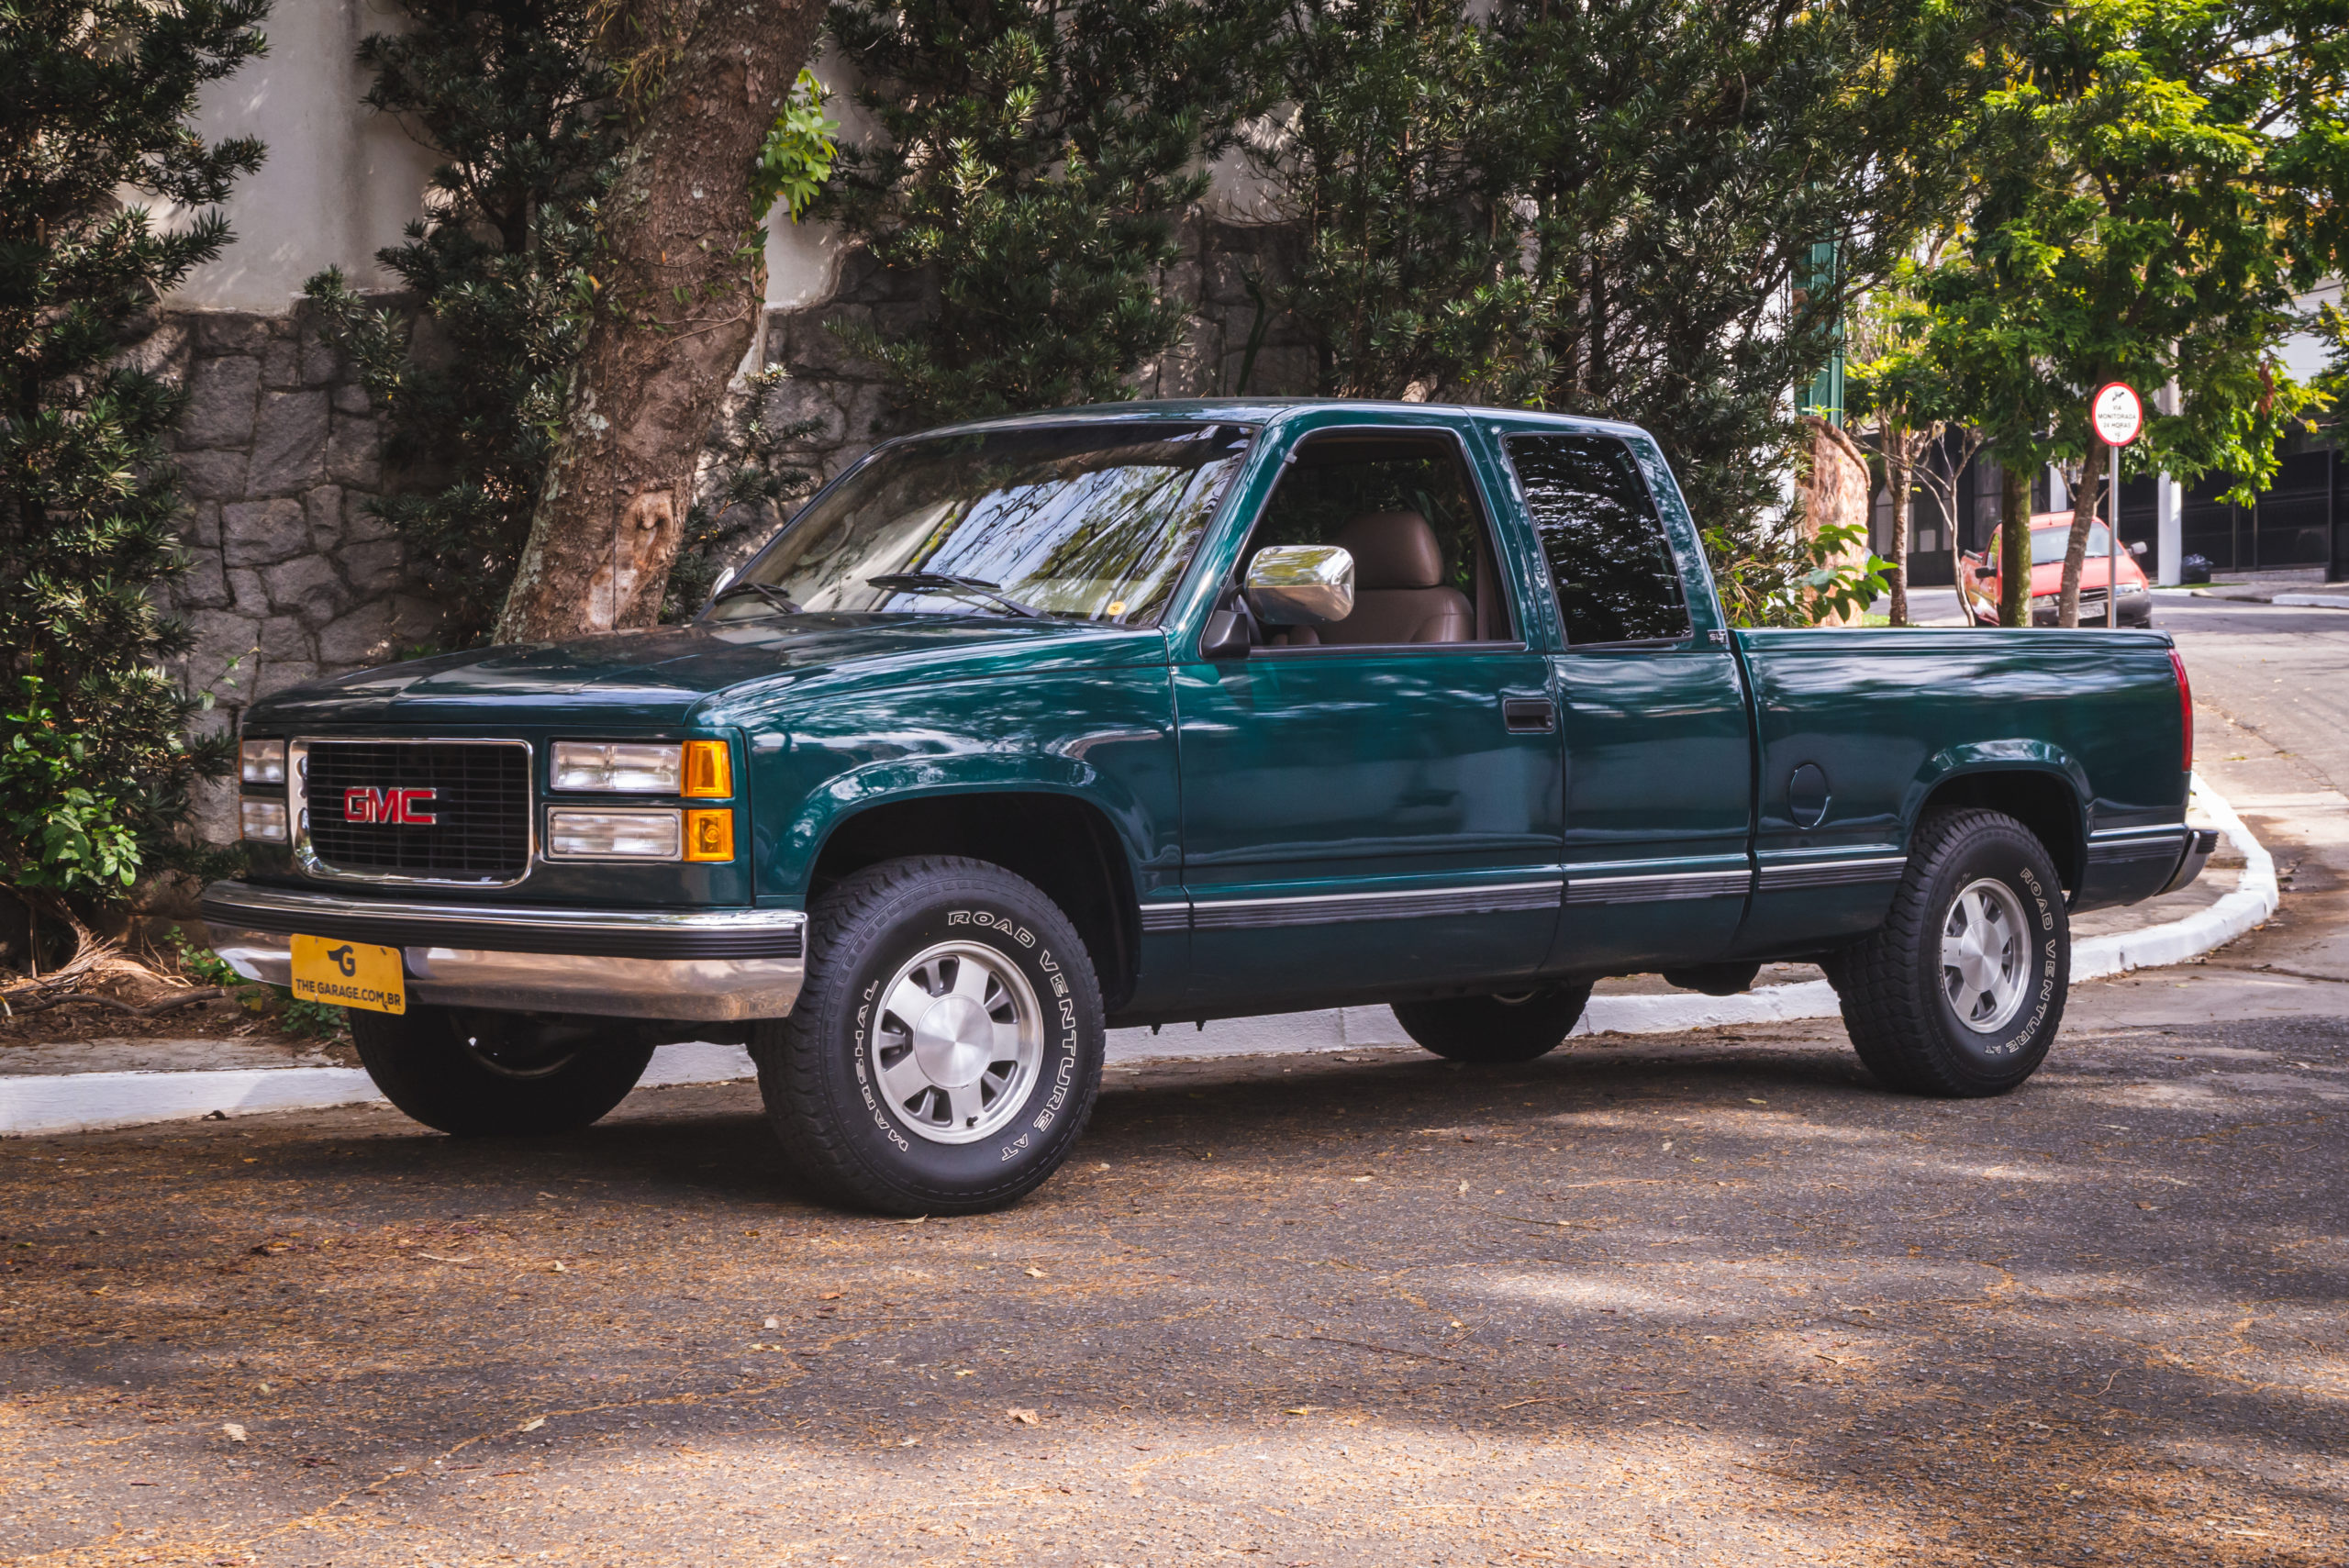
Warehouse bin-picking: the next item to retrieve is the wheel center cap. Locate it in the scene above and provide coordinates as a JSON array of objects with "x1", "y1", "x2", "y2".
[
  {"x1": 1957, "y1": 926, "x2": 2003, "y2": 990},
  {"x1": 911, "y1": 996, "x2": 993, "y2": 1087}
]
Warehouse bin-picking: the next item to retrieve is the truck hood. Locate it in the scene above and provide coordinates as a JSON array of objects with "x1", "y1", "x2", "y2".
[{"x1": 246, "y1": 614, "x2": 1166, "y2": 728}]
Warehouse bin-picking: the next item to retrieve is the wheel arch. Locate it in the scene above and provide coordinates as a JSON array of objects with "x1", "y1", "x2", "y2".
[
  {"x1": 806, "y1": 787, "x2": 1143, "y2": 1013},
  {"x1": 1908, "y1": 747, "x2": 2088, "y2": 894}
]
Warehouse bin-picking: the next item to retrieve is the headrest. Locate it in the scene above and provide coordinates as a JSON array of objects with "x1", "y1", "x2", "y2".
[{"x1": 1333, "y1": 511, "x2": 1443, "y2": 590}]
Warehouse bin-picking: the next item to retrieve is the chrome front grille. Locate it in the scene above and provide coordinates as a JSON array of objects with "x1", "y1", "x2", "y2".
[{"x1": 295, "y1": 740, "x2": 532, "y2": 884}]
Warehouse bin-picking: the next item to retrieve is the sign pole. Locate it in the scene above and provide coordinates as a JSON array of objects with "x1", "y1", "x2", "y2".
[
  {"x1": 2089, "y1": 382, "x2": 2144, "y2": 629},
  {"x1": 2108, "y1": 438, "x2": 2119, "y2": 628}
]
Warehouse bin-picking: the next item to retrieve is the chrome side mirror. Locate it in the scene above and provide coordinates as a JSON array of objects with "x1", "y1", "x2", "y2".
[
  {"x1": 2129, "y1": 540, "x2": 2147, "y2": 558},
  {"x1": 1243, "y1": 544, "x2": 1354, "y2": 627}
]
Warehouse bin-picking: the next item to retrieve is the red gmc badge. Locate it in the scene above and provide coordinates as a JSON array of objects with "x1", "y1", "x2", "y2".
[{"x1": 343, "y1": 786, "x2": 438, "y2": 825}]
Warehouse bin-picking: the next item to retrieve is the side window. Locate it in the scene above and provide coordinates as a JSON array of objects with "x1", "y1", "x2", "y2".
[
  {"x1": 1506, "y1": 434, "x2": 1690, "y2": 645},
  {"x1": 1242, "y1": 431, "x2": 1515, "y2": 645}
]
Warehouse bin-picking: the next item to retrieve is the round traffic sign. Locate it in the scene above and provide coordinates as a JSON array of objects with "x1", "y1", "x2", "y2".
[{"x1": 2092, "y1": 382, "x2": 2143, "y2": 446}]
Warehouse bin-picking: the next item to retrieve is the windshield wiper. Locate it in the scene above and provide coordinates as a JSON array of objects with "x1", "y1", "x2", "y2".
[
  {"x1": 711, "y1": 581, "x2": 803, "y2": 617},
  {"x1": 865, "y1": 573, "x2": 1048, "y2": 619}
]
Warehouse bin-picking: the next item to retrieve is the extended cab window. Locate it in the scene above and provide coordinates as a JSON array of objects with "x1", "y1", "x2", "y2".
[
  {"x1": 710, "y1": 421, "x2": 1252, "y2": 625},
  {"x1": 1506, "y1": 433, "x2": 1690, "y2": 645},
  {"x1": 1241, "y1": 430, "x2": 1515, "y2": 644}
]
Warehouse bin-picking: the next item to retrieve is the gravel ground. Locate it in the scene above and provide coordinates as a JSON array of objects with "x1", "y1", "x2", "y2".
[{"x1": 5, "y1": 1010, "x2": 2344, "y2": 1567}]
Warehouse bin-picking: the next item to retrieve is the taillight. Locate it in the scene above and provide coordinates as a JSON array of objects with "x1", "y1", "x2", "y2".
[{"x1": 2169, "y1": 647, "x2": 2193, "y2": 776}]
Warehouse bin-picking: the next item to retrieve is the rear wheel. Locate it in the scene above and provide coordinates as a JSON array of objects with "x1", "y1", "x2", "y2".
[
  {"x1": 1826, "y1": 807, "x2": 2068, "y2": 1096},
  {"x1": 351, "y1": 1006, "x2": 654, "y2": 1136},
  {"x1": 1391, "y1": 983, "x2": 1595, "y2": 1063},
  {"x1": 753, "y1": 856, "x2": 1103, "y2": 1216}
]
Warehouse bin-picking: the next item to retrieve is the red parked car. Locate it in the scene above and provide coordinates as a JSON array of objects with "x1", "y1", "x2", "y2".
[{"x1": 1958, "y1": 511, "x2": 2154, "y2": 628}]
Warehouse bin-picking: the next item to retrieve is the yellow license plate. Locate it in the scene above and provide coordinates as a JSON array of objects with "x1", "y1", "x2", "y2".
[{"x1": 289, "y1": 934, "x2": 406, "y2": 1015}]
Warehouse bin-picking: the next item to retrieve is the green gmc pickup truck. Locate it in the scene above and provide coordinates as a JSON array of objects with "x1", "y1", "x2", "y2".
[{"x1": 203, "y1": 400, "x2": 2214, "y2": 1214}]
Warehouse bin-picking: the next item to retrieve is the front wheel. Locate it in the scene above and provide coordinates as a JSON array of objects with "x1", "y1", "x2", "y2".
[
  {"x1": 754, "y1": 856, "x2": 1104, "y2": 1216},
  {"x1": 1392, "y1": 983, "x2": 1596, "y2": 1063},
  {"x1": 351, "y1": 1006, "x2": 655, "y2": 1136},
  {"x1": 1826, "y1": 807, "x2": 2068, "y2": 1096}
]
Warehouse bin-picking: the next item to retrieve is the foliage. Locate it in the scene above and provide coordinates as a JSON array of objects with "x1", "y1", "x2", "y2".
[
  {"x1": 753, "y1": 68, "x2": 840, "y2": 224},
  {"x1": 1847, "y1": 255, "x2": 1987, "y2": 624},
  {"x1": 1709, "y1": 518, "x2": 1894, "y2": 630},
  {"x1": 304, "y1": 0, "x2": 621, "y2": 646},
  {"x1": 168, "y1": 927, "x2": 349, "y2": 1037},
  {"x1": 1, "y1": 676, "x2": 141, "y2": 895},
  {"x1": 1249, "y1": 0, "x2": 2010, "y2": 623},
  {"x1": 819, "y1": 0, "x2": 1277, "y2": 425},
  {"x1": 1910, "y1": 0, "x2": 2346, "y2": 573},
  {"x1": 0, "y1": 0, "x2": 263, "y2": 904},
  {"x1": 1260, "y1": 0, "x2": 1515, "y2": 399}
]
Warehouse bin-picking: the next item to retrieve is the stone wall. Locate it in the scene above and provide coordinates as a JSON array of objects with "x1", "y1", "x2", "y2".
[{"x1": 151, "y1": 308, "x2": 443, "y2": 844}]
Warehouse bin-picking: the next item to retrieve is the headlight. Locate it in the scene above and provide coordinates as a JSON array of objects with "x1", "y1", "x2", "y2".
[
  {"x1": 547, "y1": 808, "x2": 682, "y2": 860},
  {"x1": 551, "y1": 741, "x2": 683, "y2": 793},
  {"x1": 240, "y1": 739, "x2": 286, "y2": 784},
  {"x1": 239, "y1": 797, "x2": 288, "y2": 841},
  {"x1": 551, "y1": 740, "x2": 732, "y2": 795}
]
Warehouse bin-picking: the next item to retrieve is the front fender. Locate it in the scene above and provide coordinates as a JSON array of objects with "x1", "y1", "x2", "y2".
[{"x1": 743, "y1": 663, "x2": 1181, "y2": 902}]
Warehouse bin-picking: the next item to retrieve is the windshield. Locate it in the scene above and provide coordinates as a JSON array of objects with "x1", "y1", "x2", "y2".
[
  {"x1": 707, "y1": 421, "x2": 1254, "y2": 626},
  {"x1": 2028, "y1": 523, "x2": 2113, "y2": 562}
]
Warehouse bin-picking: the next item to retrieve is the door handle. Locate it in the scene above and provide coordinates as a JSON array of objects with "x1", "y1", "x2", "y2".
[{"x1": 1502, "y1": 696, "x2": 1555, "y2": 733}]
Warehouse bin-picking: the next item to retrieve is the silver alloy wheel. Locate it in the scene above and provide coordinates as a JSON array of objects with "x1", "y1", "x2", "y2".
[
  {"x1": 873, "y1": 940, "x2": 1043, "y2": 1145},
  {"x1": 1941, "y1": 876, "x2": 2031, "y2": 1034}
]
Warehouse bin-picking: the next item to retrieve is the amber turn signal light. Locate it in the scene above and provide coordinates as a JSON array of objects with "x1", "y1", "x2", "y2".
[
  {"x1": 684, "y1": 807, "x2": 735, "y2": 862},
  {"x1": 683, "y1": 740, "x2": 732, "y2": 797}
]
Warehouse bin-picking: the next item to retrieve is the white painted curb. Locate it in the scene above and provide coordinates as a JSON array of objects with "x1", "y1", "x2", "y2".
[
  {"x1": 2069, "y1": 773, "x2": 2277, "y2": 981},
  {"x1": 2271, "y1": 594, "x2": 2349, "y2": 610},
  {"x1": 0, "y1": 775, "x2": 2280, "y2": 1135}
]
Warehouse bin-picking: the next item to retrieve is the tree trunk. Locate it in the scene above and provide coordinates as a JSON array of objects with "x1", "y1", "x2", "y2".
[
  {"x1": 2056, "y1": 439, "x2": 2106, "y2": 628},
  {"x1": 494, "y1": 0, "x2": 826, "y2": 644},
  {"x1": 1998, "y1": 461, "x2": 2031, "y2": 628},
  {"x1": 1886, "y1": 438, "x2": 1912, "y2": 627}
]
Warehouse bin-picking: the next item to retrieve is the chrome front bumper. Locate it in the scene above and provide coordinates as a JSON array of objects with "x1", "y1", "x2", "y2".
[{"x1": 197, "y1": 881, "x2": 806, "y2": 1021}]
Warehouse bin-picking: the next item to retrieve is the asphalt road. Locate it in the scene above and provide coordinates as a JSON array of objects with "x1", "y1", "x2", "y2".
[
  {"x1": 8, "y1": 1007, "x2": 2349, "y2": 1568},
  {"x1": 8, "y1": 595, "x2": 2349, "y2": 1567}
]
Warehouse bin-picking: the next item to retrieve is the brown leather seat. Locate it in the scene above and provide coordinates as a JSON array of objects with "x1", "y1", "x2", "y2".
[{"x1": 1302, "y1": 510, "x2": 1472, "y2": 644}]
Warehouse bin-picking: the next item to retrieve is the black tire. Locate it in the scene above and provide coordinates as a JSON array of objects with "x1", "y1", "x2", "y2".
[
  {"x1": 753, "y1": 856, "x2": 1104, "y2": 1216},
  {"x1": 351, "y1": 1006, "x2": 655, "y2": 1136},
  {"x1": 1391, "y1": 983, "x2": 1596, "y2": 1063},
  {"x1": 1826, "y1": 807, "x2": 2068, "y2": 1096}
]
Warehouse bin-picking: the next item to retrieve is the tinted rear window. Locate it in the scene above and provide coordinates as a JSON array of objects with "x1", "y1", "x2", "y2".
[{"x1": 1505, "y1": 433, "x2": 1690, "y2": 645}]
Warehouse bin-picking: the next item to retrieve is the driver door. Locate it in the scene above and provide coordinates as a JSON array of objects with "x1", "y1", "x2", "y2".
[{"x1": 1174, "y1": 423, "x2": 1564, "y2": 1012}]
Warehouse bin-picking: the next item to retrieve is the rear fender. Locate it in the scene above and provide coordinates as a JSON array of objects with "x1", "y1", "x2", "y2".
[{"x1": 1907, "y1": 745, "x2": 2090, "y2": 890}]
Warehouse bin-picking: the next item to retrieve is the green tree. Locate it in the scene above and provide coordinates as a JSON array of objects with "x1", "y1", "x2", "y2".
[
  {"x1": 1252, "y1": 0, "x2": 2009, "y2": 623},
  {"x1": 819, "y1": 0, "x2": 1278, "y2": 424},
  {"x1": 304, "y1": 0, "x2": 620, "y2": 647},
  {"x1": 1258, "y1": 0, "x2": 1515, "y2": 399},
  {"x1": 1847, "y1": 254, "x2": 1986, "y2": 626},
  {"x1": 1917, "y1": 0, "x2": 2344, "y2": 626},
  {"x1": 0, "y1": 0, "x2": 265, "y2": 926}
]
